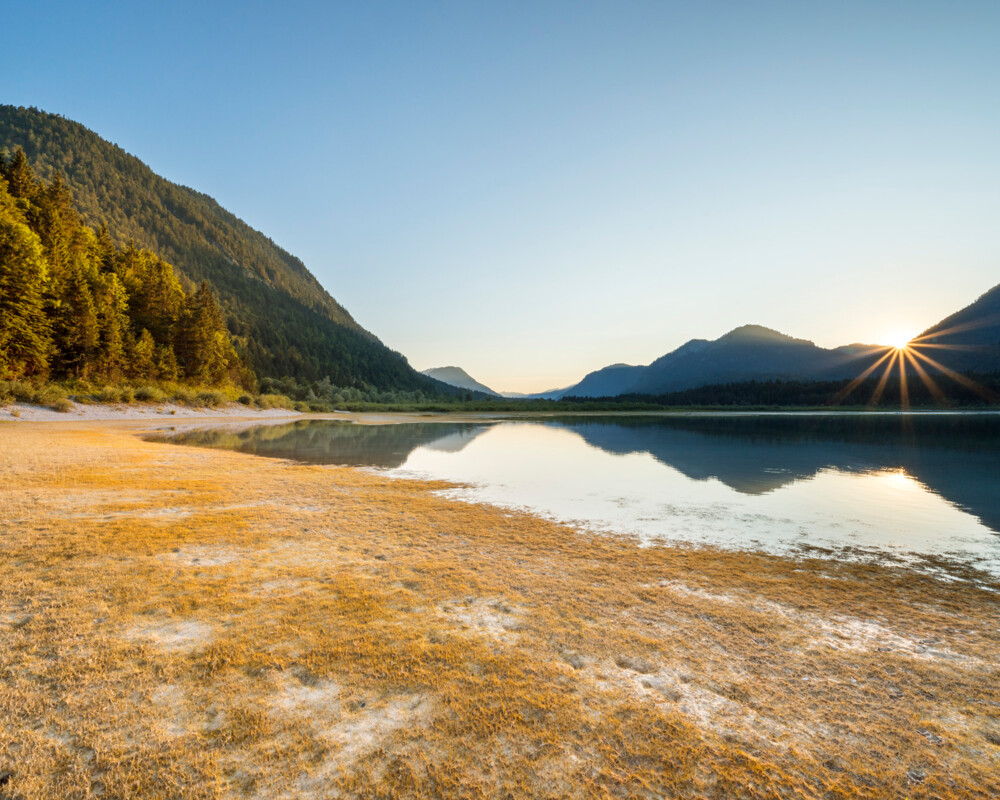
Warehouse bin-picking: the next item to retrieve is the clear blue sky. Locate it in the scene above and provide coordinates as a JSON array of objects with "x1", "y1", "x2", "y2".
[{"x1": 5, "y1": 1, "x2": 1000, "y2": 392}]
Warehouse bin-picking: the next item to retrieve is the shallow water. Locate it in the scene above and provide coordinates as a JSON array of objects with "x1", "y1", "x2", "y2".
[{"x1": 157, "y1": 413, "x2": 1000, "y2": 573}]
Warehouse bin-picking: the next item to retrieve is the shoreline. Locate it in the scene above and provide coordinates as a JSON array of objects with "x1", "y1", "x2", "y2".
[
  {"x1": 0, "y1": 400, "x2": 306, "y2": 423},
  {"x1": 3, "y1": 399, "x2": 1000, "y2": 426},
  {"x1": 1, "y1": 420, "x2": 998, "y2": 798}
]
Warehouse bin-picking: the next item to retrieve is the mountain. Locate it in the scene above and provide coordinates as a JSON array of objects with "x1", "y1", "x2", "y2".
[
  {"x1": 421, "y1": 366, "x2": 500, "y2": 397},
  {"x1": 499, "y1": 386, "x2": 571, "y2": 399},
  {"x1": 550, "y1": 363, "x2": 646, "y2": 399},
  {"x1": 629, "y1": 325, "x2": 868, "y2": 395},
  {"x1": 558, "y1": 325, "x2": 877, "y2": 399},
  {"x1": 0, "y1": 105, "x2": 445, "y2": 392},
  {"x1": 559, "y1": 281, "x2": 1000, "y2": 401}
]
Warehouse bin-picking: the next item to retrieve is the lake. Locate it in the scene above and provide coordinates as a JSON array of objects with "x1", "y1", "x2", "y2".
[{"x1": 155, "y1": 413, "x2": 1000, "y2": 575}]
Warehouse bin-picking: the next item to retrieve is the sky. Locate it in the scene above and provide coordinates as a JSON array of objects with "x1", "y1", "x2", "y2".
[{"x1": 4, "y1": 1, "x2": 1000, "y2": 392}]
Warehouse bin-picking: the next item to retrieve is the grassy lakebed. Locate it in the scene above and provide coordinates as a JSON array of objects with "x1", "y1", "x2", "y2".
[{"x1": 1, "y1": 418, "x2": 999, "y2": 799}]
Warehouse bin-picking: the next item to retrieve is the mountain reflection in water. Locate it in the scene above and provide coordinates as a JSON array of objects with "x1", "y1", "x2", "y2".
[{"x1": 156, "y1": 414, "x2": 1000, "y2": 569}]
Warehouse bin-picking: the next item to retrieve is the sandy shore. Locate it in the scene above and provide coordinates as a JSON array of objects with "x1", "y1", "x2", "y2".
[
  {"x1": 0, "y1": 400, "x2": 305, "y2": 422},
  {"x1": 1, "y1": 419, "x2": 998, "y2": 799}
]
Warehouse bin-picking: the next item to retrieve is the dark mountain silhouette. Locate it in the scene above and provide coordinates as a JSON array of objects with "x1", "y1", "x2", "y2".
[
  {"x1": 559, "y1": 284, "x2": 1000, "y2": 400},
  {"x1": 631, "y1": 325, "x2": 852, "y2": 394},
  {"x1": 421, "y1": 367, "x2": 501, "y2": 397},
  {"x1": 0, "y1": 105, "x2": 447, "y2": 392},
  {"x1": 560, "y1": 326, "x2": 882, "y2": 398},
  {"x1": 913, "y1": 283, "x2": 1000, "y2": 375}
]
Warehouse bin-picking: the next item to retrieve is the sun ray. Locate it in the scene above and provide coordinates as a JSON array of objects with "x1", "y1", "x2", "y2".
[
  {"x1": 902, "y1": 349, "x2": 948, "y2": 405},
  {"x1": 906, "y1": 342, "x2": 980, "y2": 352},
  {"x1": 829, "y1": 348, "x2": 894, "y2": 405},
  {"x1": 909, "y1": 312, "x2": 1000, "y2": 343},
  {"x1": 868, "y1": 349, "x2": 899, "y2": 407},
  {"x1": 908, "y1": 348, "x2": 999, "y2": 401},
  {"x1": 898, "y1": 349, "x2": 910, "y2": 410}
]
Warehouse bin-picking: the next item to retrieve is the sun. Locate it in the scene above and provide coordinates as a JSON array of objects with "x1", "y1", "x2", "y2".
[{"x1": 883, "y1": 330, "x2": 915, "y2": 350}]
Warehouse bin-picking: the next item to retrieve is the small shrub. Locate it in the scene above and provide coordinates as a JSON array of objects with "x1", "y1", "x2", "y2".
[
  {"x1": 8, "y1": 381, "x2": 35, "y2": 402},
  {"x1": 172, "y1": 388, "x2": 197, "y2": 406},
  {"x1": 256, "y1": 393, "x2": 294, "y2": 410},
  {"x1": 237, "y1": 394, "x2": 253, "y2": 405},
  {"x1": 120, "y1": 386, "x2": 136, "y2": 404},
  {"x1": 294, "y1": 401, "x2": 310, "y2": 412},
  {"x1": 135, "y1": 386, "x2": 167, "y2": 403},
  {"x1": 50, "y1": 397, "x2": 74, "y2": 413},
  {"x1": 197, "y1": 391, "x2": 228, "y2": 408},
  {"x1": 36, "y1": 386, "x2": 69, "y2": 406},
  {"x1": 96, "y1": 386, "x2": 121, "y2": 403}
]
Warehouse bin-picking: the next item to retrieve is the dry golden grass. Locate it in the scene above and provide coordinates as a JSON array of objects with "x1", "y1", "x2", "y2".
[{"x1": 1, "y1": 420, "x2": 999, "y2": 799}]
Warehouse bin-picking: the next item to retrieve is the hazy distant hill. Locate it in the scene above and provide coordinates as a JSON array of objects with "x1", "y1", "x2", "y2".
[
  {"x1": 0, "y1": 105, "x2": 445, "y2": 392},
  {"x1": 421, "y1": 367, "x2": 501, "y2": 397},
  {"x1": 553, "y1": 363, "x2": 646, "y2": 399},
  {"x1": 499, "y1": 387, "x2": 570, "y2": 399}
]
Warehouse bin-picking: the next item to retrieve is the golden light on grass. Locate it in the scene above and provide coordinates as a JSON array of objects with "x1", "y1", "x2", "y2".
[{"x1": 1, "y1": 421, "x2": 999, "y2": 799}]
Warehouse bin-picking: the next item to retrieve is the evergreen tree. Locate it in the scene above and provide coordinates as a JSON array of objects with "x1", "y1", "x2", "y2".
[
  {"x1": 2, "y1": 147, "x2": 38, "y2": 200},
  {"x1": 130, "y1": 328, "x2": 156, "y2": 380},
  {"x1": 114, "y1": 244, "x2": 184, "y2": 345},
  {"x1": 93, "y1": 271, "x2": 130, "y2": 380},
  {"x1": 0, "y1": 205, "x2": 52, "y2": 379},
  {"x1": 51, "y1": 260, "x2": 100, "y2": 377},
  {"x1": 175, "y1": 281, "x2": 238, "y2": 384},
  {"x1": 156, "y1": 344, "x2": 179, "y2": 381}
]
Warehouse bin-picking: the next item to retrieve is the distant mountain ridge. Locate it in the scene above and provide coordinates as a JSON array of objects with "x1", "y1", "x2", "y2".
[
  {"x1": 0, "y1": 104, "x2": 446, "y2": 393},
  {"x1": 421, "y1": 366, "x2": 500, "y2": 397},
  {"x1": 554, "y1": 286, "x2": 1000, "y2": 399}
]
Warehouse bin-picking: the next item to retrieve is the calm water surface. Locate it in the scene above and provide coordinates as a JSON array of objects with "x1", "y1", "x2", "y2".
[{"x1": 156, "y1": 414, "x2": 1000, "y2": 574}]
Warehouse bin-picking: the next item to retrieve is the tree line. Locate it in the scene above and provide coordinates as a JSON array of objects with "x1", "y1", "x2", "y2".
[{"x1": 0, "y1": 148, "x2": 251, "y2": 387}]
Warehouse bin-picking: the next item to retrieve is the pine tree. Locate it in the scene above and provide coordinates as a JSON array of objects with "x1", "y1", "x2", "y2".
[
  {"x1": 130, "y1": 329, "x2": 156, "y2": 380},
  {"x1": 34, "y1": 172, "x2": 83, "y2": 276},
  {"x1": 0, "y1": 207, "x2": 52, "y2": 379},
  {"x1": 52, "y1": 263, "x2": 100, "y2": 378},
  {"x1": 114, "y1": 245, "x2": 184, "y2": 345},
  {"x1": 94, "y1": 271, "x2": 130, "y2": 380},
  {"x1": 175, "y1": 281, "x2": 238, "y2": 384},
  {"x1": 156, "y1": 344, "x2": 179, "y2": 381},
  {"x1": 3, "y1": 147, "x2": 39, "y2": 200}
]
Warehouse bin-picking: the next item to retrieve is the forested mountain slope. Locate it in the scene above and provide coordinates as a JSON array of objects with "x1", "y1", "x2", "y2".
[
  {"x1": 0, "y1": 105, "x2": 440, "y2": 391},
  {"x1": 0, "y1": 149, "x2": 246, "y2": 386}
]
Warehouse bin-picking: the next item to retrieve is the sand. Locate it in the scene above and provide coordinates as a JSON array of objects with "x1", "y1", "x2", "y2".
[{"x1": 0, "y1": 400, "x2": 303, "y2": 422}]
